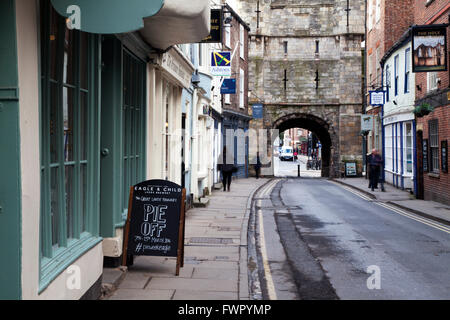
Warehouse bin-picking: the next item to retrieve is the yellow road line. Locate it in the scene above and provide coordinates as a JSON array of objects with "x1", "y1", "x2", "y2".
[{"x1": 257, "y1": 199, "x2": 277, "y2": 300}]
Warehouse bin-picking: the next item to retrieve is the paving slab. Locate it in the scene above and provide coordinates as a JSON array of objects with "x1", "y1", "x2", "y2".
[
  {"x1": 147, "y1": 277, "x2": 237, "y2": 292},
  {"x1": 191, "y1": 267, "x2": 238, "y2": 281},
  {"x1": 109, "y1": 289, "x2": 174, "y2": 300},
  {"x1": 172, "y1": 290, "x2": 237, "y2": 300}
]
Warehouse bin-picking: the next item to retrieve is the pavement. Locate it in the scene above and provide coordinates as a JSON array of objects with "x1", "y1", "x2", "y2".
[
  {"x1": 102, "y1": 178, "x2": 269, "y2": 300},
  {"x1": 333, "y1": 177, "x2": 450, "y2": 225}
]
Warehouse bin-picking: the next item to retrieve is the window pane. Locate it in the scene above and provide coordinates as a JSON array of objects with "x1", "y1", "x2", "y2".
[
  {"x1": 65, "y1": 165, "x2": 74, "y2": 239},
  {"x1": 49, "y1": 8, "x2": 60, "y2": 81},
  {"x1": 51, "y1": 167, "x2": 60, "y2": 247},
  {"x1": 81, "y1": 164, "x2": 87, "y2": 232},
  {"x1": 80, "y1": 92, "x2": 88, "y2": 161},
  {"x1": 63, "y1": 29, "x2": 75, "y2": 85},
  {"x1": 80, "y1": 32, "x2": 88, "y2": 90},
  {"x1": 50, "y1": 83, "x2": 59, "y2": 164},
  {"x1": 63, "y1": 86, "x2": 74, "y2": 162}
]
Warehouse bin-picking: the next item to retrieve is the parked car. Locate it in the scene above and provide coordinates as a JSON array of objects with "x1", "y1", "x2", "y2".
[{"x1": 280, "y1": 146, "x2": 294, "y2": 161}]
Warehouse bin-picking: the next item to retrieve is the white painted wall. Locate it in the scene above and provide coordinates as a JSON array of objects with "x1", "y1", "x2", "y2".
[{"x1": 383, "y1": 41, "x2": 415, "y2": 118}]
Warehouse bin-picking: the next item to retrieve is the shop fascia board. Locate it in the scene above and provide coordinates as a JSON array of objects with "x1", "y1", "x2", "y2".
[{"x1": 150, "y1": 46, "x2": 195, "y2": 89}]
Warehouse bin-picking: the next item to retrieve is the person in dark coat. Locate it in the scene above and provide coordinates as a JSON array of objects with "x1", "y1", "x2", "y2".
[
  {"x1": 254, "y1": 152, "x2": 262, "y2": 179},
  {"x1": 218, "y1": 146, "x2": 234, "y2": 192},
  {"x1": 369, "y1": 149, "x2": 383, "y2": 191},
  {"x1": 367, "y1": 152, "x2": 373, "y2": 189}
]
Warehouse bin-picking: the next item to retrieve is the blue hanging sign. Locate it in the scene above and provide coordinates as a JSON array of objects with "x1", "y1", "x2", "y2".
[
  {"x1": 369, "y1": 90, "x2": 385, "y2": 106},
  {"x1": 221, "y1": 79, "x2": 236, "y2": 94},
  {"x1": 252, "y1": 104, "x2": 264, "y2": 119}
]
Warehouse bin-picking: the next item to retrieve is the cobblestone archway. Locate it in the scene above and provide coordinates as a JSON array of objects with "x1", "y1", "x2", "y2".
[{"x1": 272, "y1": 112, "x2": 338, "y2": 178}]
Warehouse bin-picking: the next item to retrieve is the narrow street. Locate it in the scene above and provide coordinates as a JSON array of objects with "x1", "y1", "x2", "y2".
[
  {"x1": 251, "y1": 178, "x2": 450, "y2": 300},
  {"x1": 274, "y1": 155, "x2": 321, "y2": 178}
]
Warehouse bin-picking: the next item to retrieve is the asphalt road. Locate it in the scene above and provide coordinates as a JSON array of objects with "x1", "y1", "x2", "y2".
[{"x1": 255, "y1": 178, "x2": 450, "y2": 300}]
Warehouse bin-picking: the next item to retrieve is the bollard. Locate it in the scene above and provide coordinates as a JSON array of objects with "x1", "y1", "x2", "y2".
[{"x1": 298, "y1": 164, "x2": 300, "y2": 177}]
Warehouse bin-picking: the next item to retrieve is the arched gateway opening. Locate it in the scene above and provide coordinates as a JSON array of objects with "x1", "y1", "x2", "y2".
[{"x1": 272, "y1": 113, "x2": 336, "y2": 178}]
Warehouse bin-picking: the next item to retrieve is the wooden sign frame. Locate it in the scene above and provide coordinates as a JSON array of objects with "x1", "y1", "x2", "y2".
[{"x1": 122, "y1": 184, "x2": 186, "y2": 276}]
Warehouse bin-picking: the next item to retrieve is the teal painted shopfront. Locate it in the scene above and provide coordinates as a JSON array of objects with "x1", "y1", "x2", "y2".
[
  {"x1": 0, "y1": 0, "x2": 209, "y2": 299},
  {"x1": 0, "y1": 0, "x2": 22, "y2": 300}
]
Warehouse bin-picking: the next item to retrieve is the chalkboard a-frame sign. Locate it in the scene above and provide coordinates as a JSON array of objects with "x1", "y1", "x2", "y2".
[{"x1": 122, "y1": 180, "x2": 186, "y2": 276}]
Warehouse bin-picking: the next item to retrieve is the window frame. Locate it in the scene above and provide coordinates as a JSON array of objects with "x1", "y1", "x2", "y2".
[
  {"x1": 224, "y1": 14, "x2": 231, "y2": 49},
  {"x1": 121, "y1": 48, "x2": 147, "y2": 217},
  {"x1": 403, "y1": 122, "x2": 414, "y2": 174},
  {"x1": 39, "y1": 0, "x2": 101, "y2": 292},
  {"x1": 385, "y1": 64, "x2": 390, "y2": 102},
  {"x1": 429, "y1": 119, "x2": 439, "y2": 173},
  {"x1": 394, "y1": 54, "x2": 399, "y2": 96},
  {"x1": 240, "y1": 24, "x2": 245, "y2": 60},
  {"x1": 239, "y1": 68, "x2": 245, "y2": 108},
  {"x1": 404, "y1": 48, "x2": 410, "y2": 93}
]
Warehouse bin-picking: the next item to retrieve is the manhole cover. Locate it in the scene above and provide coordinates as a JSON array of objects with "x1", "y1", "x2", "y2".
[{"x1": 189, "y1": 237, "x2": 234, "y2": 244}]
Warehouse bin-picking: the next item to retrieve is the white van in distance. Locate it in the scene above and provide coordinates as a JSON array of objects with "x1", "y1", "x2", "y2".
[{"x1": 280, "y1": 146, "x2": 294, "y2": 161}]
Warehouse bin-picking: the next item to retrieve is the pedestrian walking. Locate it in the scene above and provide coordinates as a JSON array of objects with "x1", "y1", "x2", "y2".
[
  {"x1": 366, "y1": 152, "x2": 373, "y2": 189},
  {"x1": 254, "y1": 152, "x2": 262, "y2": 179},
  {"x1": 369, "y1": 149, "x2": 383, "y2": 191},
  {"x1": 218, "y1": 146, "x2": 235, "y2": 192}
]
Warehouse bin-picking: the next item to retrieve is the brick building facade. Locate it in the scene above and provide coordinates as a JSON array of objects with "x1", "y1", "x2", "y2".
[{"x1": 414, "y1": 0, "x2": 450, "y2": 204}]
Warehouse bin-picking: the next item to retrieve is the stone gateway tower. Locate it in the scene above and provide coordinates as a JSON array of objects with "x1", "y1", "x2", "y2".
[{"x1": 236, "y1": 0, "x2": 365, "y2": 177}]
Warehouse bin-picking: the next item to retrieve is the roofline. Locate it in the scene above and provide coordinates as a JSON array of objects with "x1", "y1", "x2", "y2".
[
  {"x1": 224, "y1": 3, "x2": 251, "y2": 32},
  {"x1": 380, "y1": 27, "x2": 412, "y2": 67}
]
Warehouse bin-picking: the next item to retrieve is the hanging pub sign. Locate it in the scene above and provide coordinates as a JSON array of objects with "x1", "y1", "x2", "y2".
[
  {"x1": 211, "y1": 51, "x2": 231, "y2": 76},
  {"x1": 361, "y1": 115, "x2": 374, "y2": 132},
  {"x1": 122, "y1": 180, "x2": 186, "y2": 275},
  {"x1": 200, "y1": 9, "x2": 222, "y2": 43},
  {"x1": 423, "y1": 139, "x2": 429, "y2": 172},
  {"x1": 442, "y1": 140, "x2": 448, "y2": 173},
  {"x1": 221, "y1": 78, "x2": 236, "y2": 94},
  {"x1": 412, "y1": 25, "x2": 448, "y2": 73}
]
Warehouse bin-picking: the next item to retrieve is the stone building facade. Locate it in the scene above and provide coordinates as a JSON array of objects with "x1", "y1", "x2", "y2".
[{"x1": 236, "y1": 0, "x2": 366, "y2": 177}]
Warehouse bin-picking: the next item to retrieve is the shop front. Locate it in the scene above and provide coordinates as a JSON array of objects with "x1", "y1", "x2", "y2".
[{"x1": 0, "y1": 0, "x2": 209, "y2": 300}]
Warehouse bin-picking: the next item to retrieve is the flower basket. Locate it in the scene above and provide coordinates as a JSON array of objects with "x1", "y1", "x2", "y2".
[{"x1": 414, "y1": 103, "x2": 434, "y2": 118}]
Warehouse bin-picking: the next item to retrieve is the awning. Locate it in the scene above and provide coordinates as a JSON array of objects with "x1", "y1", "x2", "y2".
[
  {"x1": 139, "y1": 0, "x2": 210, "y2": 50},
  {"x1": 50, "y1": 0, "x2": 164, "y2": 34}
]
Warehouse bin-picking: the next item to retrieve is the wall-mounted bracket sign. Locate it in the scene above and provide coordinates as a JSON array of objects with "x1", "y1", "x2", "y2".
[
  {"x1": 50, "y1": 0, "x2": 164, "y2": 34},
  {"x1": 369, "y1": 91, "x2": 385, "y2": 106},
  {"x1": 200, "y1": 9, "x2": 223, "y2": 43},
  {"x1": 252, "y1": 104, "x2": 264, "y2": 119},
  {"x1": 361, "y1": 115, "x2": 374, "y2": 132},
  {"x1": 122, "y1": 180, "x2": 186, "y2": 276},
  {"x1": 211, "y1": 52, "x2": 231, "y2": 76},
  {"x1": 221, "y1": 79, "x2": 236, "y2": 94},
  {"x1": 412, "y1": 24, "x2": 448, "y2": 73}
]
